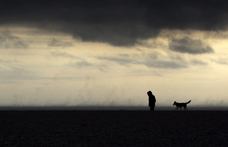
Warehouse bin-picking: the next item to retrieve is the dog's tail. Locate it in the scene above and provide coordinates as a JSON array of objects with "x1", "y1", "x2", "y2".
[{"x1": 187, "y1": 100, "x2": 191, "y2": 104}]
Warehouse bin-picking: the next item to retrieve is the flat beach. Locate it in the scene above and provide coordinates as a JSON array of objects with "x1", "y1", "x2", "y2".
[{"x1": 1, "y1": 110, "x2": 228, "y2": 146}]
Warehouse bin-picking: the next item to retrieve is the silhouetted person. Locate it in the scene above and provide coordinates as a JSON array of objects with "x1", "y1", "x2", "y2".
[{"x1": 147, "y1": 91, "x2": 156, "y2": 111}]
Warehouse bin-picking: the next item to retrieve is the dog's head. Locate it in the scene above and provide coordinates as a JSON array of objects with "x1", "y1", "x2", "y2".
[{"x1": 173, "y1": 101, "x2": 176, "y2": 105}]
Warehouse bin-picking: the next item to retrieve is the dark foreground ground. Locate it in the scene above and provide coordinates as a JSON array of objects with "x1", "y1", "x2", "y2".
[{"x1": 1, "y1": 111, "x2": 228, "y2": 146}]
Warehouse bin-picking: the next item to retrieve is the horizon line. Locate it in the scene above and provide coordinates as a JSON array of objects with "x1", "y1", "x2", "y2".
[{"x1": 0, "y1": 106, "x2": 228, "y2": 111}]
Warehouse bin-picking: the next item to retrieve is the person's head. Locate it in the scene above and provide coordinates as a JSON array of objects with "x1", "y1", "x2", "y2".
[{"x1": 147, "y1": 91, "x2": 152, "y2": 96}]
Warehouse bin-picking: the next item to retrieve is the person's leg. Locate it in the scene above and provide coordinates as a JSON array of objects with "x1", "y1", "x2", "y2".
[{"x1": 150, "y1": 107, "x2": 154, "y2": 111}]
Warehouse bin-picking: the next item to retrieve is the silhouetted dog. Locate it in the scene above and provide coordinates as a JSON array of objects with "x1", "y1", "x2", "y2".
[{"x1": 173, "y1": 100, "x2": 191, "y2": 110}]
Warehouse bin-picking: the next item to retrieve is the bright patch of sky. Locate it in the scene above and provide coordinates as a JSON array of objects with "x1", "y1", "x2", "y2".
[{"x1": 0, "y1": 27, "x2": 228, "y2": 107}]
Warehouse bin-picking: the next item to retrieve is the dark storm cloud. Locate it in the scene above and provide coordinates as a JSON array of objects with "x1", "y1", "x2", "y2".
[
  {"x1": 1, "y1": 1, "x2": 228, "y2": 46},
  {"x1": 137, "y1": 40, "x2": 167, "y2": 49},
  {"x1": 169, "y1": 37, "x2": 214, "y2": 54}
]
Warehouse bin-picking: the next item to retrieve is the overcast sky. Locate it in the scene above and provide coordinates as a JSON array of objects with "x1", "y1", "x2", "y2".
[{"x1": 1, "y1": 1, "x2": 228, "y2": 108}]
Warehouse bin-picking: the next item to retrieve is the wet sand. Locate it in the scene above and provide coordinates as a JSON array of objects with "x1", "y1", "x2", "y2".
[{"x1": 0, "y1": 111, "x2": 227, "y2": 146}]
